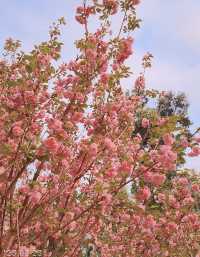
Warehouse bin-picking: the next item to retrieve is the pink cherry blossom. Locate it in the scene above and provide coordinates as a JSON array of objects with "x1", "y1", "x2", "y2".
[
  {"x1": 136, "y1": 186, "x2": 151, "y2": 201},
  {"x1": 0, "y1": 1, "x2": 199, "y2": 256},
  {"x1": 142, "y1": 118, "x2": 150, "y2": 128},
  {"x1": 12, "y1": 125, "x2": 23, "y2": 137},
  {"x1": 163, "y1": 133, "x2": 174, "y2": 146},
  {"x1": 89, "y1": 143, "x2": 98, "y2": 156},
  {"x1": 43, "y1": 137, "x2": 59, "y2": 154},
  {"x1": 104, "y1": 137, "x2": 117, "y2": 152}
]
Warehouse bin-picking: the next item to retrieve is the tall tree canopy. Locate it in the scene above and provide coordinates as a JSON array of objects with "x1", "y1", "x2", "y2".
[{"x1": 0, "y1": 1, "x2": 200, "y2": 257}]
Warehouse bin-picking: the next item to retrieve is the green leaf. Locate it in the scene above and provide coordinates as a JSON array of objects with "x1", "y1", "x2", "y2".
[{"x1": 0, "y1": 143, "x2": 12, "y2": 155}]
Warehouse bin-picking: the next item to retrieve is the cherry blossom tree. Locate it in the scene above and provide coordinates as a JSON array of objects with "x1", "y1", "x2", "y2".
[{"x1": 0, "y1": 1, "x2": 200, "y2": 257}]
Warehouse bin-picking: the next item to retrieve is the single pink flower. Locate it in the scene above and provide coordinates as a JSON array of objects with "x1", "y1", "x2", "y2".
[
  {"x1": 89, "y1": 143, "x2": 98, "y2": 156},
  {"x1": 136, "y1": 186, "x2": 151, "y2": 201},
  {"x1": 44, "y1": 137, "x2": 59, "y2": 154},
  {"x1": 30, "y1": 191, "x2": 42, "y2": 203},
  {"x1": 104, "y1": 137, "x2": 117, "y2": 152},
  {"x1": 188, "y1": 146, "x2": 200, "y2": 157},
  {"x1": 151, "y1": 173, "x2": 166, "y2": 186},
  {"x1": 48, "y1": 118, "x2": 63, "y2": 132},
  {"x1": 192, "y1": 184, "x2": 200, "y2": 192},
  {"x1": 141, "y1": 118, "x2": 150, "y2": 128},
  {"x1": 130, "y1": 0, "x2": 140, "y2": 5},
  {"x1": 12, "y1": 125, "x2": 23, "y2": 137}
]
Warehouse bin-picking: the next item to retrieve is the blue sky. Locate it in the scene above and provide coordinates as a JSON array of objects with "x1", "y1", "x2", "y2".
[{"x1": 0, "y1": 0, "x2": 199, "y2": 169}]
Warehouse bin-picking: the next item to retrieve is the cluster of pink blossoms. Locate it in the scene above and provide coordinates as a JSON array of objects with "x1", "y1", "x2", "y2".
[{"x1": 0, "y1": 1, "x2": 200, "y2": 257}]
